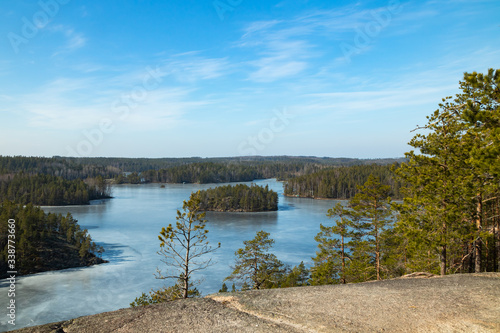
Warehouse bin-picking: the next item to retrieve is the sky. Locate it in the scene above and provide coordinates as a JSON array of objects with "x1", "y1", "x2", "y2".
[{"x1": 0, "y1": 0, "x2": 499, "y2": 159}]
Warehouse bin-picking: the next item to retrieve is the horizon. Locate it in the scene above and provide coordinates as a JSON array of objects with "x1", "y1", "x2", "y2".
[
  {"x1": 0, "y1": 154, "x2": 406, "y2": 160},
  {"x1": 1, "y1": 1, "x2": 499, "y2": 158}
]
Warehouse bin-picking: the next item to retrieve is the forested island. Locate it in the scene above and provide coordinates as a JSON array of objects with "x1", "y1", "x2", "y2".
[
  {"x1": 196, "y1": 184, "x2": 278, "y2": 212},
  {"x1": 0, "y1": 201, "x2": 106, "y2": 279}
]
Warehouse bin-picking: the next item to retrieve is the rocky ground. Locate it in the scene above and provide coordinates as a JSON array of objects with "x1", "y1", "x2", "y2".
[{"x1": 12, "y1": 273, "x2": 500, "y2": 333}]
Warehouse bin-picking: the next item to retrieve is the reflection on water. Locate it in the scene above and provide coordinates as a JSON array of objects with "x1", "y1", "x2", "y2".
[{"x1": 0, "y1": 179, "x2": 341, "y2": 331}]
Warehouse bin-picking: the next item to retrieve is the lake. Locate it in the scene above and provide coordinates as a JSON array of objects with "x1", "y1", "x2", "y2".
[{"x1": 0, "y1": 179, "x2": 340, "y2": 331}]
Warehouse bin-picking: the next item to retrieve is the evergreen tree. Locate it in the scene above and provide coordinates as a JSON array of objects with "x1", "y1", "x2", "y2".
[
  {"x1": 313, "y1": 175, "x2": 393, "y2": 284},
  {"x1": 349, "y1": 175, "x2": 393, "y2": 280},
  {"x1": 395, "y1": 69, "x2": 500, "y2": 275},
  {"x1": 280, "y1": 262, "x2": 310, "y2": 287},
  {"x1": 225, "y1": 230, "x2": 284, "y2": 290},
  {"x1": 219, "y1": 283, "x2": 228, "y2": 293},
  {"x1": 156, "y1": 191, "x2": 220, "y2": 299},
  {"x1": 311, "y1": 203, "x2": 356, "y2": 285}
]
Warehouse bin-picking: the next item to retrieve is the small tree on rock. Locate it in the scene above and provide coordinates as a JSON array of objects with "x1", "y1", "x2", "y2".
[
  {"x1": 225, "y1": 230, "x2": 284, "y2": 290},
  {"x1": 156, "y1": 191, "x2": 220, "y2": 299}
]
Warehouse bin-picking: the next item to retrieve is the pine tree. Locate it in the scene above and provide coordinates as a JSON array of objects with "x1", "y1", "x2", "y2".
[
  {"x1": 348, "y1": 174, "x2": 393, "y2": 280},
  {"x1": 395, "y1": 69, "x2": 500, "y2": 275},
  {"x1": 225, "y1": 230, "x2": 284, "y2": 290},
  {"x1": 311, "y1": 203, "x2": 355, "y2": 285},
  {"x1": 219, "y1": 283, "x2": 228, "y2": 293},
  {"x1": 156, "y1": 191, "x2": 220, "y2": 299}
]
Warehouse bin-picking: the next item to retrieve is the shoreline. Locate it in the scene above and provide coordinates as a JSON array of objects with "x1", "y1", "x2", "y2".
[
  {"x1": 0, "y1": 255, "x2": 108, "y2": 280},
  {"x1": 283, "y1": 193, "x2": 346, "y2": 201}
]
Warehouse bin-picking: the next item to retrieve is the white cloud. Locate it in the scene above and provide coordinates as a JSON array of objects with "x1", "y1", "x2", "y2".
[
  {"x1": 242, "y1": 20, "x2": 282, "y2": 39},
  {"x1": 50, "y1": 25, "x2": 87, "y2": 56},
  {"x1": 249, "y1": 58, "x2": 307, "y2": 82},
  {"x1": 11, "y1": 68, "x2": 217, "y2": 133},
  {"x1": 163, "y1": 56, "x2": 231, "y2": 83}
]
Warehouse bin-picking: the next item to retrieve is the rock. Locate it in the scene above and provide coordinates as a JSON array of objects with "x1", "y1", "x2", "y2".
[{"x1": 12, "y1": 273, "x2": 500, "y2": 333}]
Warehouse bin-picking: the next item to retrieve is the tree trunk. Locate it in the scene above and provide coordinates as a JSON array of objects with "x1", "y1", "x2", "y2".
[
  {"x1": 440, "y1": 244, "x2": 446, "y2": 276},
  {"x1": 496, "y1": 199, "x2": 500, "y2": 272},
  {"x1": 183, "y1": 230, "x2": 191, "y2": 299},
  {"x1": 440, "y1": 217, "x2": 447, "y2": 275},
  {"x1": 341, "y1": 233, "x2": 346, "y2": 284},
  {"x1": 475, "y1": 193, "x2": 482, "y2": 273},
  {"x1": 375, "y1": 226, "x2": 380, "y2": 280},
  {"x1": 253, "y1": 257, "x2": 259, "y2": 289}
]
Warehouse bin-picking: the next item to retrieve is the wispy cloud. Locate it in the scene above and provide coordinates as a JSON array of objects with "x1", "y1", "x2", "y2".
[
  {"x1": 239, "y1": 22, "x2": 316, "y2": 82},
  {"x1": 248, "y1": 57, "x2": 307, "y2": 82},
  {"x1": 12, "y1": 65, "x2": 217, "y2": 132},
  {"x1": 236, "y1": 3, "x2": 410, "y2": 83},
  {"x1": 162, "y1": 55, "x2": 232, "y2": 83},
  {"x1": 50, "y1": 25, "x2": 87, "y2": 56}
]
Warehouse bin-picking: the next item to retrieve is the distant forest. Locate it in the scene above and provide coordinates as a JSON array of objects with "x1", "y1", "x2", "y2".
[
  {"x1": 197, "y1": 184, "x2": 278, "y2": 212},
  {"x1": 0, "y1": 173, "x2": 111, "y2": 206},
  {"x1": 0, "y1": 155, "x2": 404, "y2": 181},
  {"x1": 0, "y1": 155, "x2": 405, "y2": 205},
  {"x1": 0, "y1": 201, "x2": 106, "y2": 278},
  {"x1": 284, "y1": 164, "x2": 403, "y2": 199}
]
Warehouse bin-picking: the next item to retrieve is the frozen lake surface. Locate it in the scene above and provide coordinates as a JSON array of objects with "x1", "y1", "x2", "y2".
[{"x1": 0, "y1": 179, "x2": 340, "y2": 331}]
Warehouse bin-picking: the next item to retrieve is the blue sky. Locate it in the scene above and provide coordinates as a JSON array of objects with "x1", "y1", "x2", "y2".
[{"x1": 1, "y1": 0, "x2": 499, "y2": 158}]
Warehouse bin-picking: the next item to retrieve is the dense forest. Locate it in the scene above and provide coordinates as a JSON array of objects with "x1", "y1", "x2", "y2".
[
  {"x1": 0, "y1": 155, "x2": 404, "y2": 205},
  {"x1": 114, "y1": 158, "x2": 404, "y2": 185},
  {"x1": 0, "y1": 156, "x2": 120, "y2": 180},
  {"x1": 0, "y1": 173, "x2": 112, "y2": 206},
  {"x1": 0, "y1": 155, "x2": 404, "y2": 183},
  {"x1": 283, "y1": 164, "x2": 403, "y2": 199},
  {"x1": 0, "y1": 201, "x2": 106, "y2": 278},
  {"x1": 138, "y1": 162, "x2": 300, "y2": 184},
  {"x1": 197, "y1": 184, "x2": 278, "y2": 212}
]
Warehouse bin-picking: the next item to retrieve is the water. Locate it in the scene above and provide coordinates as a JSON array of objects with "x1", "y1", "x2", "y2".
[{"x1": 0, "y1": 179, "x2": 340, "y2": 331}]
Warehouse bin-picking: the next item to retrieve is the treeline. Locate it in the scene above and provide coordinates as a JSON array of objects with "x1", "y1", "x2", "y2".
[
  {"x1": 283, "y1": 164, "x2": 403, "y2": 199},
  {"x1": 0, "y1": 173, "x2": 111, "y2": 206},
  {"x1": 137, "y1": 162, "x2": 301, "y2": 184},
  {"x1": 0, "y1": 155, "x2": 404, "y2": 205},
  {"x1": 0, "y1": 156, "x2": 120, "y2": 180},
  {"x1": 0, "y1": 201, "x2": 106, "y2": 278},
  {"x1": 197, "y1": 184, "x2": 278, "y2": 212},
  {"x1": 0, "y1": 155, "x2": 405, "y2": 184},
  {"x1": 115, "y1": 162, "x2": 380, "y2": 184},
  {"x1": 62, "y1": 156, "x2": 405, "y2": 174}
]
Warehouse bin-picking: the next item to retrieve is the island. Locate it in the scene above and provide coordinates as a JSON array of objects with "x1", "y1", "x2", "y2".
[
  {"x1": 0, "y1": 201, "x2": 107, "y2": 279},
  {"x1": 196, "y1": 184, "x2": 278, "y2": 212}
]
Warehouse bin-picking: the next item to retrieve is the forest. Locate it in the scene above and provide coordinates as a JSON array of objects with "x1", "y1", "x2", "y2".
[
  {"x1": 197, "y1": 184, "x2": 278, "y2": 212},
  {"x1": 0, "y1": 155, "x2": 403, "y2": 185},
  {"x1": 0, "y1": 173, "x2": 112, "y2": 206},
  {"x1": 0, "y1": 155, "x2": 403, "y2": 206},
  {"x1": 283, "y1": 164, "x2": 403, "y2": 199},
  {"x1": 0, "y1": 201, "x2": 106, "y2": 278}
]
